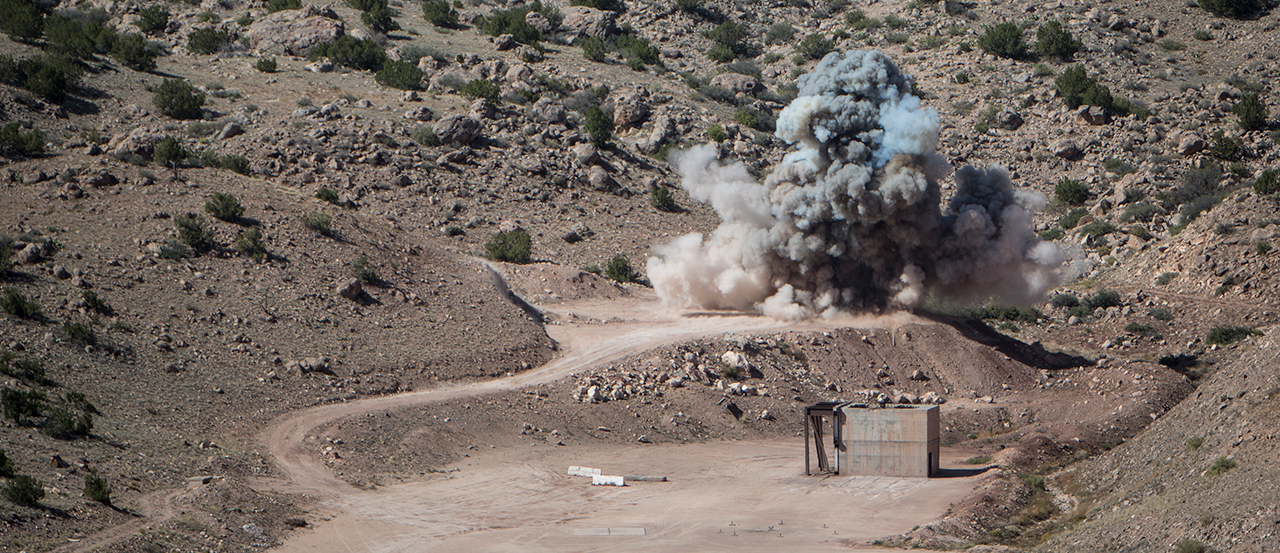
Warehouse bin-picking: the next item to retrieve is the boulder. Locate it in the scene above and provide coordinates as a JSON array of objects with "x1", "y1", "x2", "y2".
[
  {"x1": 402, "y1": 106, "x2": 434, "y2": 121},
  {"x1": 81, "y1": 170, "x2": 118, "y2": 188},
  {"x1": 433, "y1": 115, "x2": 481, "y2": 145},
  {"x1": 336, "y1": 278, "x2": 362, "y2": 300},
  {"x1": 637, "y1": 115, "x2": 675, "y2": 154},
  {"x1": 245, "y1": 6, "x2": 344, "y2": 57},
  {"x1": 17, "y1": 243, "x2": 43, "y2": 264},
  {"x1": 613, "y1": 97, "x2": 650, "y2": 129},
  {"x1": 306, "y1": 59, "x2": 334, "y2": 73},
  {"x1": 1177, "y1": 134, "x2": 1207, "y2": 156},
  {"x1": 107, "y1": 126, "x2": 165, "y2": 158},
  {"x1": 708, "y1": 72, "x2": 764, "y2": 95},
  {"x1": 571, "y1": 142, "x2": 599, "y2": 165},
  {"x1": 1078, "y1": 105, "x2": 1109, "y2": 125},
  {"x1": 216, "y1": 122, "x2": 243, "y2": 140},
  {"x1": 587, "y1": 166, "x2": 615, "y2": 191},
  {"x1": 469, "y1": 98, "x2": 495, "y2": 120},
  {"x1": 525, "y1": 11, "x2": 554, "y2": 34},
  {"x1": 1052, "y1": 139, "x2": 1082, "y2": 160},
  {"x1": 561, "y1": 6, "x2": 617, "y2": 43},
  {"x1": 996, "y1": 109, "x2": 1024, "y2": 130},
  {"x1": 494, "y1": 34, "x2": 517, "y2": 51},
  {"x1": 532, "y1": 97, "x2": 567, "y2": 124}
]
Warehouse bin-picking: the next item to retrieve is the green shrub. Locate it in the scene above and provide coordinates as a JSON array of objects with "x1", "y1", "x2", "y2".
[
  {"x1": 486, "y1": 230, "x2": 533, "y2": 264},
  {"x1": 220, "y1": 155, "x2": 251, "y2": 175},
  {"x1": 360, "y1": 2, "x2": 400, "y2": 33},
  {"x1": 152, "y1": 135, "x2": 188, "y2": 166},
  {"x1": 675, "y1": 0, "x2": 703, "y2": 12},
  {"x1": 174, "y1": 213, "x2": 215, "y2": 251},
  {"x1": 267, "y1": 0, "x2": 302, "y2": 12},
  {"x1": 581, "y1": 36, "x2": 607, "y2": 62},
  {"x1": 0, "y1": 122, "x2": 45, "y2": 157},
  {"x1": 111, "y1": 33, "x2": 161, "y2": 72},
  {"x1": 1232, "y1": 93, "x2": 1268, "y2": 131},
  {"x1": 966, "y1": 456, "x2": 992, "y2": 465},
  {"x1": 1125, "y1": 322, "x2": 1154, "y2": 335},
  {"x1": 706, "y1": 124, "x2": 727, "y2": 142},
  {"x1": 978, "y1": 22, "x2": 1027, "y2": 59},
  {"x1": 138, "y1": 5, "x2": 170, "y2": 35},
  {"x1": 0, "y1": 288, "x2": 41, "y2": 319},
  {"x1": 310, "y1": 36, "x2": 387, "y2": 71},
  {"x1": 797, "y1": 33, "x2": 835, "y2": 60},
  {"x1": 1258, "y1": 242, "x2": 1273, "y2": 254},
  {"x1": 846, "y1": 10, "x2": 882, "y2": 30},
  {"x1": 255, "y1": 57, "x2": 277, "y2": 73},
  {"x1": 375, "y1": 60, "x2": 423, "y2": 90},
  {"x1": 82, "y1": 290, "x2": 110, "y2": 315},
  {"x1": 422, "y1": 0, "x2": 459, "y2": 27},
  {"x1": 570, "y1": 0, "x2": 623, "y2": 11},
  {"x1": 1155, "y1": 272, "x2": 1178, "y2": 285},
  {"x1": 2, "y1": 475, "x2": 44, "y2": 506},
  {"x1": 412, "y1": 126, "x2": 439, "y2": 146},
  {"x1": 1038, "y1": 227, "x2": 1064, "y2": 241},
  {"x1": 1206, "y1": 325, "x2": 1261, "y2": 345},
  {"x1": 44, "y1": 14, "x2": 116, "y2": 60},
  {"x1": 706, "y1": 44, "x2": 735, "y2": 63},
  {"x1": 1059, "y1": 208, "x2": 1087, "y2": 229},
  {"x1": 351, "y1": 255, "x2": 378, "y2": 283},
  {"x1": 706, "y1": 21, "x2": 747, "y2": 53},
  {"x1": 1194, "y1": 30, "x2": 1214, "y2": 41},
  {"x1": 1199, "y1": 0, "x2": 1261, "y2": 18},
  {"x1": 61, "y1": 321, "x2": 95, "y2": 345},
  {"x1": 766, "y1": 23, "x2": 796, "y2": 44},
  {"x1": 1056, "y1": 65, "x2": 1110, "y2": 110},
  {"x1": 459, "y1": 78, "x2": 500, "y2": 100},
  {"x1": 187, "y1": 27, "x2": 229, "y2": 55},
  {"x1": 84, "y1": 470, "x2": 112, "y2": 505},
  {"x1": 1034, "y1": 20, "x2": 1079, "y2": 61},
  {"x1": 0, "y1": 0, "x2": 44, "y2": 42},
  {"x1": 159, "y1": 240, "x2": 189, "y2": 260},
  {"x1": 1206, "y1": 457, "x2": 1237, "y2": 476},
  {"x1": 0, "y1": 355, "x2": 45, "y2": 384},
  {"x1": 44, "y1": 406, "x2": 92, "y2": 438},
  {"x1": 477, "y1": 3, "x2": 546, "y2": 46},
  {"x1": 1050, "y1": 293, "x2": 1079, "y2": 308},
  {"x1": 1, "y1": 387, "x2": 44, "y2": 422},
  {"x1": 0, "y1": 54, "x2": 84, "y2": 102},
  {"x1": 234, "y1": 226, "x2": 267, "y2": 261},
  {"x1": 303, "y1": 212, "x2": 334, "y2": 235},
  {"x1": 0, "y1": 448, "x2": 13, "y2": 478},
  {"x1": 585, "y1": 106, "x2": 613, "y2": 148},
  {"x1": 205, "y1": 192, "x2": 244, "y2": 221},
  {"x1": 1157, "y1": 39, "x2": 1186, "y2": 52},
  {"x1": 1079, "y1": 221, "x2": 1116, "y2": 240},
  {"x1": 152, "y1": 79, "x2": 206, "y2": 119},
  {"x1": 1085, "y1": 290, "x2": 1121, "y2": 310},
  {"x1": 1209, "y1": 130, "x2": 1244, "y2": 161},
  {"x1": 651, "y1": 187, "x2": 678, "y2": 212},
  {"x1": 1054, "y1": 179, "x2": 1089, "y2": 205},
  {"x1": 316, "y1": 188, "x2": 342, "y2": 206},
  {"x1": 1149, "y1": 306, "x2": 1174, "y2": 320},
  {"x1": 604, "y1": 255, "x2": 634, "y2": 283}
]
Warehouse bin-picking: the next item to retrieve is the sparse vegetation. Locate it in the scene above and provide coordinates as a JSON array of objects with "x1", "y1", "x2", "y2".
[
  {"x1": 486, "y1": 230, "x2": 533, "y2": 264},
  {"x1": 1206, "y1": 457, "x2": 1237, "y2": 476},
  {"x1": 352, "y1": 255, "x2": 379, "y2": 284},
  {"x1": 316, "y1": 187, "x2": 342, "y2": 205},
  {"x1": 84, "y1": 469, "x2": 112, "y2": 505},
  {"x1": 61, "y1": 321, "x2": 95, "y2": 345},
  {"x1": 651, "y1": 187, "x2": 678, "y2": 212},
  {"x1": 604, "y1": 255, "x2": 634, "y2": 283},
  {"x1": 234, "y1": 226, "x2": 267, "y2": 261},
  {"x1": 205, "y1": 192, "x2": 244, "y2": 221},
  {"x1": 978, "y1": 23, "x2": 1028, "y2": 60},
  {"x1": 1, "y1": 288, "x2": 42, "y2": 319},
  {"x1": 304, "y1": 212, "x2": 335, "y2": 236},
  {"x1": 796, "y1": 33, "x2": 835, "y2": 61},
  {"x1": 187, "y1": 27, "x2": 229, "y2": 55},
  {"x1": 1149, "y1": 306, "x2": 1174, "y2": 321},
  {"x1": 1050, "y1": 293, "x2": 1079, "y2": 308},
  {"x1": 1055, "y1": 179, "x2": 1089, "y2": 205},
  {"x1": 0, "y1": 122, "x2": 45, "y2": 157},
  {"x1": 267, "y1": 0, "x2": 303, "y2": 12},
  {"x1": 1187, "y1": 436, "x2": 1205, "y2": 450},
  {"x1": 422, "y1": 0, "x2": 460, "y2": 28},
  {"x1": 1199, "y1": 0, "x2": 1261, "y2": 18},
  {"x1": 1034, "y1": 20, "x2": 1079, "y2": 61},
  {"x1": 3, "y1": 474, "x2": 44, "y2": 506},
  {"x1": 255, "y1": 57, "x2": 277, "y2": 73},
  {"x1": 152, "y1": 79, "x2": 206, "y2": 120},
  {"x1": 459, "y1": 78, "x2": 500, "y2": 100},
  {"x1": 174, "y1": 213, "x2": 215, "y2": 251},
  {"x1": 1232, "y1": 93, "x2": 1269, "y2": 131},
  {"x1": 1205, "y1": 325, "x2": 1261, "y2": 345}
]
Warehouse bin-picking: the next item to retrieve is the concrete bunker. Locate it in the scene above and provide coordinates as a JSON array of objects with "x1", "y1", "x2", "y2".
[{"x1": 806, "y1": 403, "x2": 940, "y2": 478}]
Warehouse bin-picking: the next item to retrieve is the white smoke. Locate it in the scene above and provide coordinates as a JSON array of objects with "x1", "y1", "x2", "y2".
[{"x1": 647, "y1": 50, "x2": 1065, "y2": 319}]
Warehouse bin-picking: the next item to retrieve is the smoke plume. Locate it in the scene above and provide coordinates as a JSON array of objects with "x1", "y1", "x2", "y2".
[{"x1": 647, "y1": 50, "x2": 1064, "y2": 319}]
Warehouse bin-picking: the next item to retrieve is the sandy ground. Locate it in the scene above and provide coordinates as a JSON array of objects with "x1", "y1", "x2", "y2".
[
  {"x1": 259, "y1": 292, "x2": 978, "y2": 552},
  {"x1": 277, "y1": 441, "x2": 980, "y2": 552}
]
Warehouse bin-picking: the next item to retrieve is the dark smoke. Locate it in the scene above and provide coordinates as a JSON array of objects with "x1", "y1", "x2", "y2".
[{"x1": 647, "y1": 50, "x2": 1064, "y2": 319}]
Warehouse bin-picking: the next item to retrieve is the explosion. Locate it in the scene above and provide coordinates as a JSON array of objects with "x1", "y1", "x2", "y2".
[{"x1": 647, "y1": 50, "x2": 1065, "y2": 320}]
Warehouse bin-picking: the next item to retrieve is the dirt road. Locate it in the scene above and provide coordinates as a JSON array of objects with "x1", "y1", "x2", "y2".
[{"x1": 260, "y1": 297, "x2": 979, "y2": 551}]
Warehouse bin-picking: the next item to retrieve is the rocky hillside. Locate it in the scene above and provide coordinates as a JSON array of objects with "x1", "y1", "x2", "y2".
[{"x1": 2, "y1": 0, "x2": 1280, "y2": 550}]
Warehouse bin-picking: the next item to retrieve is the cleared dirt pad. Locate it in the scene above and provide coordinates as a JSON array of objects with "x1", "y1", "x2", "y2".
[{"x1": 279, "y1": 441, "x2": 979, "y2": 552}]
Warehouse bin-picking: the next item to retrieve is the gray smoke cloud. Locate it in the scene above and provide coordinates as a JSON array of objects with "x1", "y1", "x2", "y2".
[{"x1": 647, "y1": 50, "x2": 1064, "y2": 320}]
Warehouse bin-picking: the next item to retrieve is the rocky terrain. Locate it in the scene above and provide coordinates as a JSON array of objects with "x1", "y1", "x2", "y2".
[{"x1": 2, "y1": 0, "x2": 1280, "y2": 551}]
